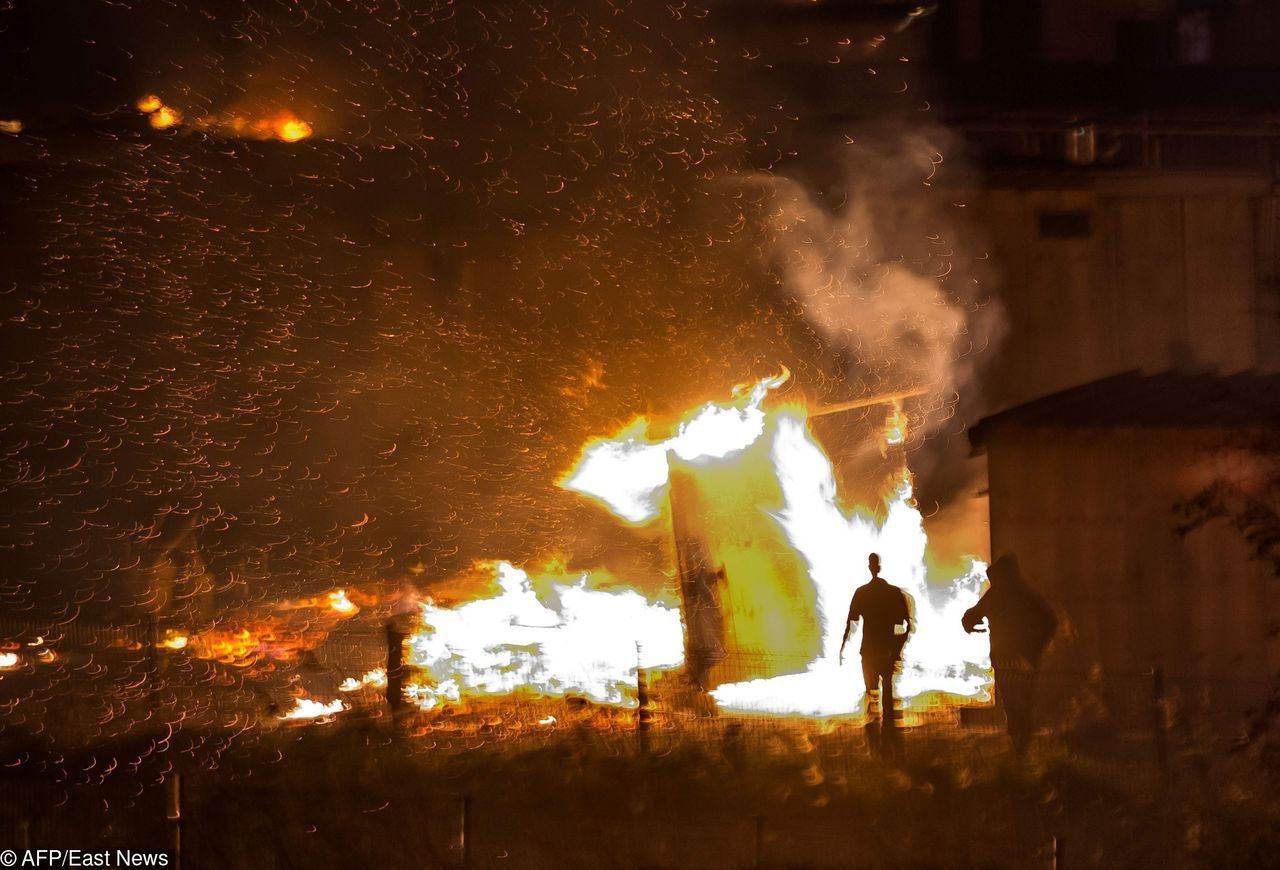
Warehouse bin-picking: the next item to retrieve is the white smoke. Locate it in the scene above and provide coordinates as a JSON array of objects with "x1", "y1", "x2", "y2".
[{"x1": 758, "y1": 127, "x2": 1004, "y2": 436}]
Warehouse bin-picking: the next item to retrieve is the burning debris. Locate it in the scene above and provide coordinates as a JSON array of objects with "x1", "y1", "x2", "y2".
[
  {"x1": 135, "y1": 94, "x2": 313, "y2": 141},
  {"x1": 338, "y1": 668, "x2": 386, "y2": 693},
  {"x1": 278, "y1": 695, "x2": 346, "y2": 721},
  {"x1": 404, "y1": 561, "x2": 684, "y2": 710}
]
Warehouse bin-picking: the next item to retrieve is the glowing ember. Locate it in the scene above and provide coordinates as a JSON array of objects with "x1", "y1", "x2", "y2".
[
  {"x1": 328, "y1": 589, "x2": 357, "y2": 614},
  {"x1": 231, "y1": 112, "x2": 314, "y2": 142},
  {"x1": 272, "y1": 116, "x2": 313, "y2": 142},
  {"x1": 135, "y1": 97, "x2": 312, "y2": 142},
  {"x1": 0, "y1": 652, "x2": 19, "y2": 669},
  {"x1": 279, "y1": 696, "x2": 346, "y2": 721},
  {"x1": 137, "y1": 95, "x2": 182, "y2": 129},
  {"x1": 159, "y1": 632, "x2": 189, "y2": 650},
  {"x1": 884, "y1": 400, "x2": 909, "y2": 448},
  {"x1": 149, "y1": 108, "x2": 181, "y2": 130},
  {"x1": 405, "y1": 562, "x2": 684, "y2": 710}
]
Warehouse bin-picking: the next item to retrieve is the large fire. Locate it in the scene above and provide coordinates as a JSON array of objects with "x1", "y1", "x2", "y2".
[{"x1": 403, "y1": 374, "x2": 991, "y2": 718}]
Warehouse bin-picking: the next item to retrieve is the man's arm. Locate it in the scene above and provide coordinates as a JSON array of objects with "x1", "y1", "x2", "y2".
[
  {"x1": 961, "y1": 592, "x2": 989, "y2": 633},
  {"x1": 839, "y1": 595, "x2": 859, "y2": 664}
]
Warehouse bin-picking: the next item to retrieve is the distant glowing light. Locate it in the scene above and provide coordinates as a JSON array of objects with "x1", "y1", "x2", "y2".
[
  {"x1": 0, "y1": 653, "x2": 18, "y2": 669},
  {"x1": 160, "y1": 633, "x2": 189, "y2": 650},
  {"x1": 274, "y1": 117, "x2": 313, "y2": 142},
  {"x1": 0, "y1": 120, "x2": 22, "y2": 135},
  {"x1": 149, "y1": 107, "x2": 181, "y2": 130},
  {"x1": 137, "y1": 95, "x2": 181, "y2": 129}
]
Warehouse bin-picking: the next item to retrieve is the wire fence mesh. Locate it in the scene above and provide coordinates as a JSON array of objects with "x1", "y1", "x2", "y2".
[{"x1": 1, "y1": 620, "x2": 1275, "y2": 868}]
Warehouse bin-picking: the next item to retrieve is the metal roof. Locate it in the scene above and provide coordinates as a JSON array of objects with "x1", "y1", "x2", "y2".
[{"x1": 969, "y1": 369, "x2": 1280, "y2": 448}]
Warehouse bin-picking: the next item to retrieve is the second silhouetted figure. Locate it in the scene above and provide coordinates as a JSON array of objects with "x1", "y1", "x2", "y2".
[{"x1": 962, "y1": 553, "x2": 1057, "y2": 753}]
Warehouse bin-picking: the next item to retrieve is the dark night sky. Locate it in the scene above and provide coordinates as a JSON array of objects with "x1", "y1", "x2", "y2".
[{"x1": 0, "y1": 0, "x2": 990, "y2": 622}]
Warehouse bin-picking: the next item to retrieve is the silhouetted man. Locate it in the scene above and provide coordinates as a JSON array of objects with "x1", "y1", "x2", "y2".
[
  {"x1": 962, "y1": 554, "x2": 1057, "y2": 753},
  {"x1": 842, "y1": 553, "x2": 913, "y2": 737}
]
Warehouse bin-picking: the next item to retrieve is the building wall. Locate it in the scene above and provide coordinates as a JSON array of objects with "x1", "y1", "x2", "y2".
[
  {"x1": 985, "y1": 426, "x2": 1280, "y2": 716},
  {"x1": 959, "y1": 174, "x2": 1277, "y2": 411},
  {"x1": 941, "y1": 0, "x2": 1280, "y2": 66}
]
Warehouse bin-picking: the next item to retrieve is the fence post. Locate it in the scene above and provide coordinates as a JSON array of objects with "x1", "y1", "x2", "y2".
[
  {"x1": 453, "y1": 794, "x2": 470, "y2": 870},
  {"x1": 385, "y1": 617, "x2": 409, "y2": 734},
  {"x1": 636, "y1": 643, "x2": 650, "y2": 756},
  {"x1": 1149, "y1": 666, "x2": 1168, "y2": 771},
  {"x1": 637, "y1": 667, "x2": 651, "y2": 755},
  {"x1": 165, "y1": 773, "x2": 181, "y2": 870}
]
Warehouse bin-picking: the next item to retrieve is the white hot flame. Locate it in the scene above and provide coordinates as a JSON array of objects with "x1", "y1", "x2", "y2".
[
  {"x1": 409, "y1": 376, "x2": 989, "y2": 719},
  {"x1": 564, "y1": 377, "x2": 990, "y2": 716},
  {"x1": 328, "y1": 589, "x2": 357, "y2": 615},
  {"x1": 710, "y1": 413, "x2": 989, "y2": 714},
  {"x1": 406, "y1": 562, "x2": 684, "y2": 710},
  {"x1": 279, "y1": 696, "x2": 346, "y2": 721},
  {"x1": 561, "y1": 373, "x2": 785, "y2": 522},
  {"x1": 339, "y1": 668, "x2": 387, "y2": 692}
]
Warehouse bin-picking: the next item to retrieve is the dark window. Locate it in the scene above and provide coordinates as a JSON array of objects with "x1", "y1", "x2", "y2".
[{"x1": 1039, "y1": 210, "x2": 1092, "y2": 238}]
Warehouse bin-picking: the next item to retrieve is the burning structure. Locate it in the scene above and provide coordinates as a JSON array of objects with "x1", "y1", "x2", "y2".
[{"x1": 394, "y1": 374, "x2": 991, "y2": 721}]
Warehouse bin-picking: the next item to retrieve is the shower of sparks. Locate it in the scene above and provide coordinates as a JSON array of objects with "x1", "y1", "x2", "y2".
[{"x1": 0, "y1": 0, "x2": 996, "y2": 760}]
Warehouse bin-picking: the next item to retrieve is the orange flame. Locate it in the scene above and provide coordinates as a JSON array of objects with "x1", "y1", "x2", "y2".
[
  {"x1": 137, "y1": 95, "x2": 182, "y2": 129},
  {"x1": 405, "y1": 375, "x2": 992, "y2": 718}
]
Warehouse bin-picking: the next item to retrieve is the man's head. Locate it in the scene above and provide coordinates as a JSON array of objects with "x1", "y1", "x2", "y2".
[{"x1": 868, "y1": 552, "x2": 881, "y2": 577}]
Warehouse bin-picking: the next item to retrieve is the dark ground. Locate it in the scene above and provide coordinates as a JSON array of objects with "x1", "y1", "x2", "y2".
[{"x1": 3, "y1": 700, "x2": 1278, "y2": 870}]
